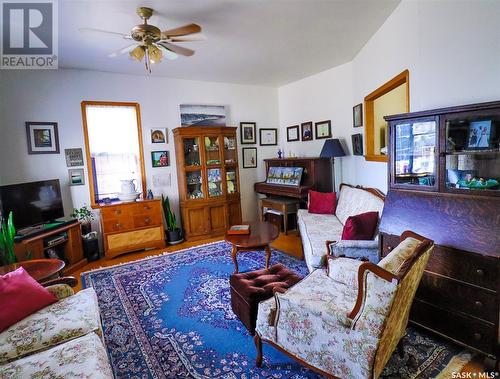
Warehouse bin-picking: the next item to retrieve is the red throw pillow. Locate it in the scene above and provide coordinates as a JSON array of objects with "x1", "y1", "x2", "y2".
[
  {"x1": 308, "y1": 190, "x2": 336, "y2": 214},
  {"x1": 0, "y1": 267, "x2": 57, "y2": 332},
  {"x1": 341, "y1": 211, "x2": 379, "y2": 240}
]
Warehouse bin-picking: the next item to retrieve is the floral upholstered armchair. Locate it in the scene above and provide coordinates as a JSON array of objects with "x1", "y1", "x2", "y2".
[
  {"x1": 0, "y1": 279, "x2": 113, "y2": 378},
  {"x1": 254, "y1": 231, "x2": 434, "y2": 379}
]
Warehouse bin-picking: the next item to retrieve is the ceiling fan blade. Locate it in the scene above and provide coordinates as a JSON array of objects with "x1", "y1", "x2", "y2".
[
  {"x1": 157, "y1": 41, "x2": 194, "y2": 57},
  {"x1": 156, "y1": 44, "x2": 179, "y2": 60},
  {"x1": 79, "y1": 27, "x2": 132, "y2": 39},
  {"x1": 168, "y1": 33, "x2": 206, "y2": 42},
  {"x1": 161, "y1": 23, "x2": 201, "y2": 39},
  {"x1": 109, "y1": 44, "x2": 138, "y2": 58}
]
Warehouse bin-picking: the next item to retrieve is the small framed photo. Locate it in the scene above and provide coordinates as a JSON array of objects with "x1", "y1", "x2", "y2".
[
  {"x1": 150, "y1": 128, "x2": 167, "y2": 144},
  {"x1": 259, "y1": 128, "x2": 278, "y2": 146},
  {"x1": 467, "y1": 120, "x2": 492, "y2": 150},
  {"x1": 65, "y1": 148, "x2": 84, "y2": 167},
  {"x1": 301, "y1": 122, "x2": 313, "y2": 141},
  {"x1": 26, "y1": 122, "x2": 60, "y2": 154},
  {"x1": 315, "y1": 120, "x2": 332, "y2": 139},
  {"x1": 352, "y1": 133, "x2": 363, "y2": 156},
  {"x1": 287, "y1": 125, "x2": 299, "y2": 142},
  {"x1": 242, "y1": 147, "x2": 257, "y2": 168},
  {"x1": 68, "y1": 168, "x2": 85, "y2": 186},
  {"x1": 151, "y1": 151, "x2": 170, "y2": 167},
  {"x1": 240, "y1": 122, "x2": 256, "y2": 144},
  {"x1": 353, "y1": 103, "x2": 363, "y2": 128}
]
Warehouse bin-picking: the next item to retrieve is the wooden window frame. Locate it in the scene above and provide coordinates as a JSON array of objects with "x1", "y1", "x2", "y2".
[
  {"x1": 364, "y1": 70, "x2": 410, "y2": 162},
  {"x1": 81, "y1": 101, "x2": 147, "y2": 208}
]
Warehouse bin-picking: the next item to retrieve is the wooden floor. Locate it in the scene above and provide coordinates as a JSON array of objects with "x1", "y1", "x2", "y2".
[{"x1": 71, "y1": 230, "x2": 486, "y2": 375}]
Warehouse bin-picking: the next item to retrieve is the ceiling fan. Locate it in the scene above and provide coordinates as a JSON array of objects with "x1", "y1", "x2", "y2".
[{"x1": 79, "y1": 7, "x2": 203, "y2": 73}]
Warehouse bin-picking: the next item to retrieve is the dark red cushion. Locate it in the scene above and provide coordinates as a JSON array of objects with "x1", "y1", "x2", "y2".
[
  {"x1": 0, "y1": 267, "x2": 57, "y2": 332},
  {"x1": 341, "y1": 211, "x2": 379, "y2": 240},
  {"x1": 308, "y1": 190, "x2": 336, "y2": 214}
]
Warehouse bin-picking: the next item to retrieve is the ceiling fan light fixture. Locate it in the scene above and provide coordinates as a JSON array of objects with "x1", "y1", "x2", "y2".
[
  {"x1": 149, "y1": 44, "x2": 163, "y2": 64},
  {"x1": 129, "y1": 45, "x2": 145, "y2": 62}
]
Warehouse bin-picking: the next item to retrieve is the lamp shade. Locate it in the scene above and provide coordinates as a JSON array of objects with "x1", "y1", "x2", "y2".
[{"x1": 320, "y1": 139, "x2": 346, "y2": 158}]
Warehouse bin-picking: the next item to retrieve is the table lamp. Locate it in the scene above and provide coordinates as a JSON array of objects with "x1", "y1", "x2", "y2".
[{"x1": 320, "y1": 138, "x2": 346, "y2": 193}]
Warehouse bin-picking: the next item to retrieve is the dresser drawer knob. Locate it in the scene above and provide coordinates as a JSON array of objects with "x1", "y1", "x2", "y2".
[
  {"x1": 143, "y1": 205, "x2": 150, "y2": 210},
  {"x1": 114, "y1": 210, "x2": 122, "y2": 215},
  {"x1": 476, "y1": 269, "x2": 485, "y2": 277},
  {"x1": 115, "y1": 223, "x2": 122, "y2": 229},
  {"x1": 144, "y1": 217, "x2": 151, "y2": 223},
  {"x1": 473, "y1": 333, "x2": 482, "y2": 341},
  {"x1": 474, "y1": 301, "x2": 483, "y2": 308}
]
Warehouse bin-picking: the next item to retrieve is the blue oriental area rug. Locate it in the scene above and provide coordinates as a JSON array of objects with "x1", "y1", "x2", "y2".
[{"x1": 81, "y1": 241, "x2": 472, "y2": 379}]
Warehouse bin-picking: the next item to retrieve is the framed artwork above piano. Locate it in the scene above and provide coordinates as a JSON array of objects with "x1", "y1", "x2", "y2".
[{"x1": 254, "y1": 158, "x2": 332, "y2": 204}]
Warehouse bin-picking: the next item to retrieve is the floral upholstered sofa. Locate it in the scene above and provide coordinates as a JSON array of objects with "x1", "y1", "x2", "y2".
[
  {"x1": 298, "y1": 183, "x2": 385, "y2": 272},
  {"x1": 0, "y1": 284, "x2": 113, "y2": 378}
]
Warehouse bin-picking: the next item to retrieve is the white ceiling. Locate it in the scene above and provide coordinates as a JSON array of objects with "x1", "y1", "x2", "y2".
[{"x1": 59, "y1": 0, "x2": 400, "y2": 86}]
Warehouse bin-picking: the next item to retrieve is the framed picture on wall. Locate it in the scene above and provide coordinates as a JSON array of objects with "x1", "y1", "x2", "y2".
[
  {"x1": 242, "y1": 147, "x2": 257, "y2": 168},
  {"x1": 151, "y1": 151, "x2": 170, "y2": 167},
  {"x1": 26, "y1": 122, "x2": 60, "y2": 154},
  {"x1": 301, "y1": 122, "x2": 313, "y2": 141},
  {"x1": 150, "y1": 128, "x2": 167, "y2": 144},
  {"x1": 287, "y1": 125, "x2": 299, "y2": 142},
  {"x1": 240, "y1": 122, "x2": 256, "y2": 144},
  {"x1": 315, "y1": 120, "x2": 332, "y2": 139},
  {"x1": 352, "y1": 133, "x2": 363, "y2": 155},
  {"x1": 259, "y1": 128, "x2": 278, "y2": 146},
  {"x1": 68, "y1": 168, "x2": 85, "y2": 186},
  {"x1": 353, "y1": 103, "x2": 363, "y2": 127},
  {"x1": 180, "y1": 104, "x2": 226, "y2": 127}
]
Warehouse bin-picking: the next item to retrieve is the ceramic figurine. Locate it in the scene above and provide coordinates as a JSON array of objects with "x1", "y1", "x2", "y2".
[
  {"x1": 147, "y1": 189, "x2": 154, "y2": 199},
  {"x1": 277, "y1": 149, "x2": 283, "y2": 159}
]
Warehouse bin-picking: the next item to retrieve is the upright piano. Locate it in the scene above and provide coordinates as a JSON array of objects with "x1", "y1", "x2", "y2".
[{"x1": 254, "y1": 158, "x2": 332, "y2": 200}]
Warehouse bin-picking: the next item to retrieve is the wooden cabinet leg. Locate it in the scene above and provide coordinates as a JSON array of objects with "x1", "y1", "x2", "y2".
[
  {"x1": 284, "y1": 212, "x2": 288, "y2": 235},
  {"x1": 265, "y1": 244, "x2": 271, "y2": 268},
  {"x1": 232, "y1": 245, "x2": 239, "y2": 273}
]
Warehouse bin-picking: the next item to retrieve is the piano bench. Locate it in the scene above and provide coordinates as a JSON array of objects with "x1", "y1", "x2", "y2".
[{"x1": 259, "y1": 197, "x2": 299, "y2": 235}]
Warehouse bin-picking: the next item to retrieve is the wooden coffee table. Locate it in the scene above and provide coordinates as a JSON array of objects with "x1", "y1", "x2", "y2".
[
  {"x1": 0, "y1": 259, "x2": 65, "y2": 284},
  {"x1": 225, "y1": 221, "x2": 279, "y2": 273}
]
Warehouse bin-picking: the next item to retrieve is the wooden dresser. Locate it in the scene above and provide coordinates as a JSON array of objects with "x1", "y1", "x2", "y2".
[
  {"x1": 383, "y1": 100, "x2": 500, "y2": 366},
  {"x1": 100, "y1": 199, "x2": 165, "y2": 258}
]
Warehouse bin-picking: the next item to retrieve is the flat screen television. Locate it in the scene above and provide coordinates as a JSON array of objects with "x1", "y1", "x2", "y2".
[{"x1": 0, "y1": 179, "x2": 64, "y2": 230}]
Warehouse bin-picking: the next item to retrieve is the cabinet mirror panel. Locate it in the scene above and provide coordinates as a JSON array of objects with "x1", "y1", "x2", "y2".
[
  {"x1": 204, "y1": 136, "x2": 221, "y2": 165},
  {"x1": 183, "y1": 138, "x2": 201, "y2": 167},
  {"x1": 207, "y1": 168, "x2": 223, "y2": 197},
  {"x1": 445, "y1": 115, "x2": 499, "y2": 193},
  {"x1": 186, "y1": 170, "x2": 204, "y2": 199},
  {"x1": 394, "y1": 120, "x2": 437, "y2": 187}
]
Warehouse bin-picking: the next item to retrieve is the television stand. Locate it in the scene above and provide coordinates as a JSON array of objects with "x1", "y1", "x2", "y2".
[
  {"x1": 17, "y1": 224, "x2": 46, "y2": 236},
  {"x1": 14, "y1": 222, "x2": 87, "y2": 274}
]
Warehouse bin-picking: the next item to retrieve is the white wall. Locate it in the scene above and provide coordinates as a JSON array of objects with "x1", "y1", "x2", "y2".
[
  {"x1": 0, "y1": 69, "x2": 279, "y2": 224},
  {"x1": 279, "y1": 0, "x2": 500, "y2": 193}
]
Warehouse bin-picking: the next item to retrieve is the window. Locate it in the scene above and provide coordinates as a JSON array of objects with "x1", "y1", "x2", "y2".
[
  {"x1": 364, "y1": 70, "x2": 409, "y2": 162},
  {"x1": 81, "y1": 101, "x2": 146, "y2": 206}
]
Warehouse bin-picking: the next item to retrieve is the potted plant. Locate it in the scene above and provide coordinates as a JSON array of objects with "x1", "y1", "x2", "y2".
[
  {"x1": 0, "y1": 212, "x2": 17, "y2": 265},
  {"x1": 71, "y1": 205, "x2": 95, "y2": 236},
  {"x1": 161, "y1": 195, "x2": 183, "y2": 245}
]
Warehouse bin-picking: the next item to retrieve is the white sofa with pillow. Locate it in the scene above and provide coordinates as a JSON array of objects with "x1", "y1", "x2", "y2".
[{"x1": 298, "y1": 183, "x2": 385, "y2": 272}]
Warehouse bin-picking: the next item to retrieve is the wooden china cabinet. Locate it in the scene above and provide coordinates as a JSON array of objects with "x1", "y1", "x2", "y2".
[
  {"x1": 173, "y1": 127, "x2": 242, "y2": 241},
  {"x1": 382, "y1": 100, "x2": 500, "y2": 367}
]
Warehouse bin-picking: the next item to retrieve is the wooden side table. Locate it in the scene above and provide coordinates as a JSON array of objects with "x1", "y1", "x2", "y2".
[
  {"x1": 225, "y1": 221, "x2": 279, "y2": 273},
  {"x1": 0, "y1": 259, "x2": 65, "y2": 284},
  {"x1": 259, "y1": 197, "x2": 299, "y2": 235}
]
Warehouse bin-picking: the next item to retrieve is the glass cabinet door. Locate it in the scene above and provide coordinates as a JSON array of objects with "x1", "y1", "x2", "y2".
[
  {"x1": 393, "y1": 118, "x2": 437, "y2": 188},
  {"x1": 204, "y1": 136, "x2": 221, "y2": 165},
  {"x1": 444, "y1": 113, "x2": 499, "y2": 194},
  {"x1": 207, "y1": 168, "x2": 223, "y2": 197},
  {"x1": 186, "y1": 170, "x2": 204, "y2": 199},
  {"x1": 226, "y1": 169, "x2": 238, "y2": 195},
  {"x1": 223, "y1": 136, "x2": 237, "y2": 165},
  {"x1": 183, "y1": 137, "x2": 201, "y2": 167}
]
